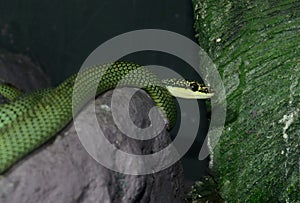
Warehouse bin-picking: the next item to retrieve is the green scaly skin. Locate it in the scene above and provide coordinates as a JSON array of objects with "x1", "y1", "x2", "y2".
[
  {"x1": 0, "y1": 62, "x2": 177, "y2": 174},
  {"x1": 0, "y1": 81, "x2": 23, "y2": 101},
  {"x1": 0, "y1": 89, "x2": 51, "y2": 129}
]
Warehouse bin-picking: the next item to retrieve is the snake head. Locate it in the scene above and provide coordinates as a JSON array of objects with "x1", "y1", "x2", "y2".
[{"x1": 162, "y1": 79, "x2": 214, "y2": 99}]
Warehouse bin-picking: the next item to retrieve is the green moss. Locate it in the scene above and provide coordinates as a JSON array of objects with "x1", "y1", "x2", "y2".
[
  {"x1": 192, "y1": 0, "x2": 300, "y2": 202},
  {"x1": 185, "y1": 176, "x2": 224, "y2": 203}
]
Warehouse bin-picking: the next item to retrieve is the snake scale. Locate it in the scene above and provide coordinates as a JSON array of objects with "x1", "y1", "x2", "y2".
[{"x1": 0, "y1": 62, "x2": 212, "y2": 174}]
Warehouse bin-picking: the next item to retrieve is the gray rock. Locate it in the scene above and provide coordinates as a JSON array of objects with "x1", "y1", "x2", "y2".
[
  {"x1": 0, "y1": 51, "x2": 50, "y2": 92},
  {"x1": 0, "y1": 89, "x2": 185, "y2": 203}
]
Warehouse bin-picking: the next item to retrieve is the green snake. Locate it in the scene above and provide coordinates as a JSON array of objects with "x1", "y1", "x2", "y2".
[{"x1": 0, "y1": 62, "x2": 213, "y2": 174}]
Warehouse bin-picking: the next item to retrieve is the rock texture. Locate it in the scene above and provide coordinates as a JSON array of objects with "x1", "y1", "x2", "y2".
[
  {"x1": 192, "y1": 0, "x2": 299, "y2": 202},
  {"x1": 0, "y1": 51, "x2": 50, "y2": 92},
  {"x1": 0, "y1": 78, "x2": 185, "y2": 202}
]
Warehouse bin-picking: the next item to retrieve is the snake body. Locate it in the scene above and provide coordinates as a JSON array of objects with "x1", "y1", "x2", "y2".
[
  {"x1": 0, "y1": 62, "x2": 178, "y2": 173},
  {"x1": 0, "y1": 81, "x2": 23, "y2": 101}
]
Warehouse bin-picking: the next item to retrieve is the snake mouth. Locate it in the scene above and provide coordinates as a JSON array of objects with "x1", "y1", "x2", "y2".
[{"x1": 165, "y1": 86, "x2": 214, "y2": 99}]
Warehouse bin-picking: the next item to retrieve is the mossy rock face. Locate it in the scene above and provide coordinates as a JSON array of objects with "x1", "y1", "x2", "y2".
[{"x1": 192, "y1": 0, "x2": 299, "y2": 202}]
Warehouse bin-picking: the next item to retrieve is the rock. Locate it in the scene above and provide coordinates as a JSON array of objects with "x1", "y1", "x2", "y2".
[
  {"x1": 0, "y1": 51, "x2": 50, "y2": 105},
  {"x1": 0, "y1": 89, "x2": 185, "y2": 203},
  {"x1": 0, "y1": 50, "x2": 50, "y2": 92},
  {"x1": 192, "y1": 0, "x2": 300, "y2": 202}
]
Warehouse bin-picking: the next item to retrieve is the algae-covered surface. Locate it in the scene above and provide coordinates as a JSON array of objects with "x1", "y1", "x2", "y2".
[{"x1": 192, "y1": 0, "x2": 299, "y2": 202}]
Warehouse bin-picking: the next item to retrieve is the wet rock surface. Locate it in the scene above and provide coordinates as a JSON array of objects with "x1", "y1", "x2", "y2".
[{"x1": 192, "y1": 0, "x2": 300, "y2": 202}]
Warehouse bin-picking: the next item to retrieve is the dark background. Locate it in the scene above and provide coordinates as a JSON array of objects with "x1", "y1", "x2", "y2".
[{"x1": 0, "y1": 0, "x2": 209, "y2": 181}]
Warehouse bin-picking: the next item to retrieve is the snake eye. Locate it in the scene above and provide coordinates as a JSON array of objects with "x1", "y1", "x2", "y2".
[{"x1": 190, "y1": 83, "x2": 199, "y2": 92}]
